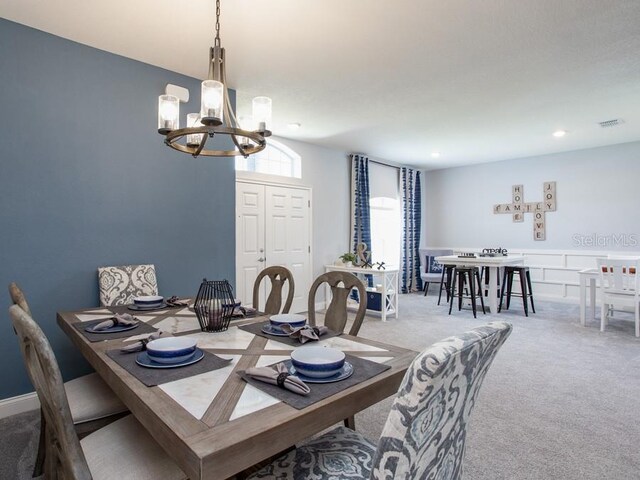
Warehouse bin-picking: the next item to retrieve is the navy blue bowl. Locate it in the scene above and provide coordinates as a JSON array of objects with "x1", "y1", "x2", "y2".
[
  {"x1": 146, "y1": 337, "x2": 197, "y2": 364},
  {"x1": 290, "y1": 347, "x2": 346, "y2": 378},
  {"x1": 270, "y1": 314, "x2": 307, "y2": 331}
]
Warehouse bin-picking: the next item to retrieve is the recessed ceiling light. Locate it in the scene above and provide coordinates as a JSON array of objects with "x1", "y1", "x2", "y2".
[
  {"x1": 431, "y1": 152, "x2": 441, "y2": 158},
  {"x1": 552, "y1": 130, "x2": 567, "y2": 138},
  {"x1": 287, "y1": 123, "x2": 301, "y2": 130}
]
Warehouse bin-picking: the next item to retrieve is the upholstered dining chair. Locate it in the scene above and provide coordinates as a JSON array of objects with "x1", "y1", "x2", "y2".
[
  {"x1": 252, "y1": 266, "x2": 295, "y2": 315},
  {"x1": 9, "y1": 304, "x2": 187, "y2": 480},
  {"x1": 8, "y1": 282, "x2": 128, "y2": 478},
  {"x1": 419, "y1": 248, "x2": 454, "y2": 303},
  {"x1": 247, "y1": 322, "x2": 513, "y2": 480},
  {"x1": 98, "y1": 264, "x2": 158, "y2": 307},
  {"x1": 307, "y1": 271, "x2": 367, "y2": 336}
]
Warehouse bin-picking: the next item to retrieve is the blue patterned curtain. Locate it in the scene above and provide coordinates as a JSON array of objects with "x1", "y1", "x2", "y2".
[
  {"x1": 350, "y1": 154, "x2": 373, "y2": 293},
  {"x1": 350, "y1": 154, "x2": 371, "y2": 261},
  {"x1": 401, "y1": 167, "x2": 422, "y2": 293}
]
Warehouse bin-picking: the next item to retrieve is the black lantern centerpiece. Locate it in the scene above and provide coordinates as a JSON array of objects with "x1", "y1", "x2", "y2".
[{"x1": 194, "y1": 279, "x2": 235, "y2": 332}]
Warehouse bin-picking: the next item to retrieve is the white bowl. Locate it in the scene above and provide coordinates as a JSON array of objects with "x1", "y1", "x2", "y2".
[
  {"x1": 291, "y1": 346, "x2": 345, "y2": 378},
  {"x1": 146, "y1": 337, "x2": 197, "y2": 364},
  {"x1": 133, "y1": 295, "x2": 164, "y2": 306}
]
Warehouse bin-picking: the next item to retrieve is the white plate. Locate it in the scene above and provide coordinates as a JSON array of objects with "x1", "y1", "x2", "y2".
[
  {"x1": 287, "y1": 360, "x2": 354, "y2": 384},
  {"x1": 136, "y1": 348, "x2": 205, "y2": 369}
]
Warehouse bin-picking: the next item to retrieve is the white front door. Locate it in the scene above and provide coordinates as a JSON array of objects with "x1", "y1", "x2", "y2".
[{"x1": 235, "y1": 182, "x2": 312, "y2": 314}]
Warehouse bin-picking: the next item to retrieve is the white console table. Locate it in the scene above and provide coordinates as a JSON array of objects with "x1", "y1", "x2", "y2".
[{"x1": 324, "y1": 264, "x2": 399, "y2": 322}]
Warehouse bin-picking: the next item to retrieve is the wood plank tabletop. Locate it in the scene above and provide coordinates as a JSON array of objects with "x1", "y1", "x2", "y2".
[{"x1": 57, "y1": 306, "x2": 417, "y2": 480}]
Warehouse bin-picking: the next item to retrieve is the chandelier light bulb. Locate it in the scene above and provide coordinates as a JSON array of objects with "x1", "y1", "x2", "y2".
[
  {"x1": 157, "y1": 95, "x2": 179, "y2": 134},
  {"x1": 186, "y1": 113, "x2": 203, "y2": 147},
  {"x1": 201, "y1": 80, "x2": 224, "y2": 125},
  {"x1": 252, "y1": 96, "x2": 272, "y2": 131}
]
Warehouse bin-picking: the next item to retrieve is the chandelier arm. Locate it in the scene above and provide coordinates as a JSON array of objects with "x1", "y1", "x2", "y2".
[
  {"x1": 219, "y1": 50, "x2": 240, "y2": 130},
  {"x1": 230, "y1": 134, "x2": 247, "y2": 157},
  {"x1": 194, "y1": 132, "x2": 209, "y2": 157}
]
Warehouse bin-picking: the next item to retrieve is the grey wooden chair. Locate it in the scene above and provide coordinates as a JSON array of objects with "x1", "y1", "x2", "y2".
[
  {"x1": 8, "y1": 282, "x2": 128, "y2": 477},
  {"x1": 252, "y1": 266, "x2": 295, "y2": 315},
  {"x1": 98, "y1": 264, "x2": 158, "y2": 306},
  {"x1": 247, "y1": 322, "x2": 513, "y2": 480},
  {"x1": 8, "y1": 304, "x2": 187, "y2": 480},
  {"x1": 307, "y1": 271, "x2": 367, "y2": 336}
]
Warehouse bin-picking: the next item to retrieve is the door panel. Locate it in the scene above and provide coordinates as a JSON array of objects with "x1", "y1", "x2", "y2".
[
  {"x1": 236, "y1": 183, "x2": 265, "y2": 306},
  {"x1": 265, "y1": 186, "x2": 311, "y2": 313}
]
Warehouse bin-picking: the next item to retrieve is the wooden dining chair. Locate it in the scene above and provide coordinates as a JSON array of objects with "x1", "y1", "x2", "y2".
[
  {"x1": 8, "y1": 282, "x2": 128, "y2": 477},
  {"x1": 98, "y1": 264, "x2": 158, "y2": 306},
  {"x1": 252, "y1": 266, "x2": 295, "y2": 315},
  {"x1": 307, "y1": 271, "x2": 367, "y2": 336},
  {"x1": 247, "y1": 322, "x2": 513, "y2": 480},
  {"x1": 8, "y1": 304, "x2": 188, "y2": 480}
]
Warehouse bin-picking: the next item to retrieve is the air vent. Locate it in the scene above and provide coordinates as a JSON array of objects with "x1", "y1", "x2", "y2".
[{"x1": 598, "y1": 119, "x2": 625, "y2": 128}]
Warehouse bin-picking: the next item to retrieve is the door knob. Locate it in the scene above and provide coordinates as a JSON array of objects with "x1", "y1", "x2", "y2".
[{"x1": 258, "y1": 257, "x2": 266, "y2": 262}]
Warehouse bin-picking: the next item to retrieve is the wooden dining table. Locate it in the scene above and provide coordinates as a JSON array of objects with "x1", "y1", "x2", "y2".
[{"x1": 57, "y1": 305, "x2": 416, "y2": 480}]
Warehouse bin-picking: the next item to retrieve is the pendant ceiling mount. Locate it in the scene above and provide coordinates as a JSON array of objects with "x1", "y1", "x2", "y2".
[{"x1": 157, "y1": 0, "x2": 272, "y2": 158}]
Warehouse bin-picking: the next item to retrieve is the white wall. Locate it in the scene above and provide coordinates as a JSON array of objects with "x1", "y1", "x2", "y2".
[
  {"x1": 236, "y1": 136, "x2": 351, "y2": 302},
  {"x1": 424, "y1": 140, "x2": 640, "y2": 251}
]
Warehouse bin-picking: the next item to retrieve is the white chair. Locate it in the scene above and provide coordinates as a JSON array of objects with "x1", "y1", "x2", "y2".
[
  {"x1": 8, "y1": 304, "x2": 187, "y2": 480},
  {"x1": 597, "y1": 258, "x2": 640, "y2": 337},
  {"x1": 98, "y1": 264, "x2": 158, "y2": 306},
  {"x1": 9, "y1": 282, "x2": 128, "y2": 477},
  {"x1": 247, "y1": 322, "x2": 513, "y2": 480}
]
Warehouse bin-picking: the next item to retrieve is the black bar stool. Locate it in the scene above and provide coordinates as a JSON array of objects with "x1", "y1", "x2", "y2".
[
  {"x1": 448, "y1": 266, "x2": 485, "y2": 318},
  {"x1": 499, "y1": 266, "x2": 536, "y2": 316}
]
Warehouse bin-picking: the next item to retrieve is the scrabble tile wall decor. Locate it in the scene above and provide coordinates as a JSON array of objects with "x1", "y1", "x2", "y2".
[{"x1": 494, "y1": 182, "x2": 557, "y2": 241}]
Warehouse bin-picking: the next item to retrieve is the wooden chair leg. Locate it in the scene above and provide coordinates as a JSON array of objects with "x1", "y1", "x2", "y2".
[
  {"x1": 344, "y1": 416, "x2": 356, "y2": 430},
  {"x1": 32, "y1": 408, "x2": 47, "y2": 478},
  {"x1": 44, "y1": 427, "x2": 58, "y2": 480}
]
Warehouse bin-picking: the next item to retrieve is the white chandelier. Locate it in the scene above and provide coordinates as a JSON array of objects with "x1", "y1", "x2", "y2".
[{"x1": 157, "y1": 0, "x2": 271, "y2": 158}]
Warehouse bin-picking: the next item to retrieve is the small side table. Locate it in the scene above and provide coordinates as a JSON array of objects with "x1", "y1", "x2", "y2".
[{"x1": 324, "y1": 264, "x2": 399, "y2": 322}]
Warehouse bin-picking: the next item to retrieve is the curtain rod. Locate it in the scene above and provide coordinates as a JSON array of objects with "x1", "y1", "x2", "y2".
[{"x1": 351, "y1": 153, "x2": 402, "y2": 170}]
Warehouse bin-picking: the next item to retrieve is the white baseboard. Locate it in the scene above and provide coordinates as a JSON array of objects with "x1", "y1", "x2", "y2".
[{"x1": 0, "y1": 391, "x2": 39, "y2": 419}]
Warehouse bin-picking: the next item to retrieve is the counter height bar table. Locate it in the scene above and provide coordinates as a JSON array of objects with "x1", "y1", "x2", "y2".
[
  {"x1": 435, "y1": 255, "x2": 525, "y2": 314},
  {"x1": 58, "y1": 306, "x2": 416, "y2": 480}
]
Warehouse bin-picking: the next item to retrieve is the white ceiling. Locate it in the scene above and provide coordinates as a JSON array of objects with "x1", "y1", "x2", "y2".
[{"x1": 2, "y1": 0, "x2": 640, "y2": 169}]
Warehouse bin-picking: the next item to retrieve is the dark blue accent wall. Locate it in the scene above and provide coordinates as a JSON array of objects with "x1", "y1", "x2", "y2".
[{"x1": 0, "y1": 19, "x2": 236, "y2": 400}]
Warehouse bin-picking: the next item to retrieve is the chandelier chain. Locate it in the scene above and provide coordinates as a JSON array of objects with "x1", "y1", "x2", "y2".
[{"x1": 214, "y1": 0, "x2": 221, "y2": 47}]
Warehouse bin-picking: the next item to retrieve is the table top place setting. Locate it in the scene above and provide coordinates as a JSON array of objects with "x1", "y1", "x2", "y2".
[{"x1": 50, "y1": 275, "x2": 415, "y2": 479}]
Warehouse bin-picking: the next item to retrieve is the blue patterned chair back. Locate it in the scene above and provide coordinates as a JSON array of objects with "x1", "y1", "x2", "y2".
[
  {"x1": 371, "y1": 322, "x2": 512, "y2": 480},
  {"x1": 98, "y1": 264, "x2": 158, "y2": 306}
]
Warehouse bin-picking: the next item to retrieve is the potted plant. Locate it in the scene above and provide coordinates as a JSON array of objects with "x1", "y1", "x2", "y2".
[{"x1": 336, "y1": 252, "x2": 357, "y2": 267}]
